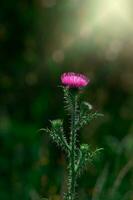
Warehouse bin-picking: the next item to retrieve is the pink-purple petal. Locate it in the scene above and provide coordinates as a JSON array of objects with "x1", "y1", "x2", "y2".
[{"x1": 61, "y1": 72, "x2": 89, "y2": 88}]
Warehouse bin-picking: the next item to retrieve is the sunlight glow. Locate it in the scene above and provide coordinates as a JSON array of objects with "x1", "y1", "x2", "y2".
[
  {"x1": 83, "y1": 0, "x2": 133, "y2": 35},
  {"x1": 67, "y1": 0, "x2": 133, "y2": 50},
  {"x1": 95, "y1": 0, "x2": 131, "y2": 23},
  {"x1": 52, "y1": 0, "x2": 133, "y2": 61}
]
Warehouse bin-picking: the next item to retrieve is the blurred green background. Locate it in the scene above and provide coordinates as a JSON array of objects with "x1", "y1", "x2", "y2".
[{"x1": 0, "y1": 0, "x2": 133, "y2": 200}]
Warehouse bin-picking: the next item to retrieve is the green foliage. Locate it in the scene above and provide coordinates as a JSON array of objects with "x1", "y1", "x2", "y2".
[
  {"x1": 42, "y1": 87, "x2": 103, "y2": 200},
  {"x1": 0, "y1": 0, "x2": 133, "y2": 199},
  {"x1": 77, "y1": 101, "x2": 104, "y2": 130},
  {"x1": 92, "y1": 159, "x2": 133, "y2": 200},
  {"x1": 75, "y1": 145, "x2": 103, "y2": 177},
  {"x1": 41, "y1": 120, "x2": 70, "y2": 154}
]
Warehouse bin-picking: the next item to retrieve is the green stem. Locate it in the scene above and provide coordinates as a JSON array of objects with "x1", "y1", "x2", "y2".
[{"x1": 68, "y1": 93, "x2": 77, "y2": 200}]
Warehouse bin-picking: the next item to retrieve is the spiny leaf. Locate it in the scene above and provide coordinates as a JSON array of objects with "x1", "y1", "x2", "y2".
[
  {"x1": 75, "y1": 144, "x2": 103, "y2": 177},
  {"x1": 76, "y1": 101, "x2": 104, "y2": 130},
  {"x1": 40, "y1": 120, "x2": 70, "y2": 153}
]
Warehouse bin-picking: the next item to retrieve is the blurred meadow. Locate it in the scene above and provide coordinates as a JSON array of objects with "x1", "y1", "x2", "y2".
[{"x1": 0, "y1": 0, "x2": 133, "y2": 199}]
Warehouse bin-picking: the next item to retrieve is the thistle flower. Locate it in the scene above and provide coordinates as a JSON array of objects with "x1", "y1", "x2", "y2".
[
  {"x1": 61, "y1": 72, "x2": 89, "y2": 88},
  {"x1": 41, "y1": 72, "x2": 103, "y2": 200}
]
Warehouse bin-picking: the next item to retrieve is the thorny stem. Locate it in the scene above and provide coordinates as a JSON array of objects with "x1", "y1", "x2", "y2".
[
  {"x1": 68, "y1": 93, "x2": 78, "y2": 200},
  {"x1": 42, "y1": 87, "x2": 103, "y2": 200}
]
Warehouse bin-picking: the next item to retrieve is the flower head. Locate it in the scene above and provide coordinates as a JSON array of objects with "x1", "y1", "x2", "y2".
[{"x1": 61, "y1": 72, "x2": 89, "y2": 88}]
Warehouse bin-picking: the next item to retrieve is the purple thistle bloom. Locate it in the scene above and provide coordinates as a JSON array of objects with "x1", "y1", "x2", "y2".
[{"x1": 61, "y1": 72, "x2": 89, "y2": 88}]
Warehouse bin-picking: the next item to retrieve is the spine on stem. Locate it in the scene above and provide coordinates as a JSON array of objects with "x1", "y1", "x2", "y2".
[
  {"x1": 41, "y1": 73, "x2": 103, "y2": 200},
  {"x1": 68, "y1": 93, "x2": 78, "y2": 200}
]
